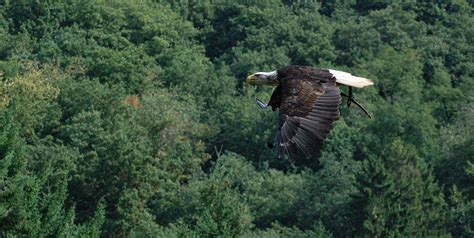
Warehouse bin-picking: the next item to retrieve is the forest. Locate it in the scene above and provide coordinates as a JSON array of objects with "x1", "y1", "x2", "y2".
[{"x1": 0, "y1": 0, "x2": 473, "y2": 237}]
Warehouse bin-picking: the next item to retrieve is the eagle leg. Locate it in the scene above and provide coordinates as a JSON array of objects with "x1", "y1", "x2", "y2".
[
  {"x1": 341, "y1": 92, "x2": 372, "y2": 119},
  {"x1": 347, "y1": 86, "x2": 353, "y2": 107},
  {"x1": 255, "y1": 97, "x2": 269, "y2": 109}
]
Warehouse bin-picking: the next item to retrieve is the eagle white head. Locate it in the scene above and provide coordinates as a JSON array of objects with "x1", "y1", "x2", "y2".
[{"x1": 245, "y1": 70, "x2": 278, "y2": 86}]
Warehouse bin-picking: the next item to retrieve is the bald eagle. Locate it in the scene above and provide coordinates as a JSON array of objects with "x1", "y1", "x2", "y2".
[{"x1": 246, "y1": 65, "x2": 373, "y2": 160}]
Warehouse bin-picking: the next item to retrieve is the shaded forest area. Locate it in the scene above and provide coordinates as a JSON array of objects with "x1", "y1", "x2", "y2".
[{"x1": 1, "y1": 0, "x2": 473, "y2": 237}]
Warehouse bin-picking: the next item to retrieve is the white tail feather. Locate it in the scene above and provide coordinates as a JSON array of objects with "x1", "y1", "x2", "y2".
[{"x1": 329, "y1": 69, "x2": 374, "y2": 88}]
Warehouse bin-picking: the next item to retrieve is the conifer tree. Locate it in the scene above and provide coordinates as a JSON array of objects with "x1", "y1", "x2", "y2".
[{"x1": 352, "y1": 139, "x2": 448, "y2": 237}]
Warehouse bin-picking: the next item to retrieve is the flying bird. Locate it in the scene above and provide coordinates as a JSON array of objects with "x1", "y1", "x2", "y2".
[{"x1": 246, "y1": 65, "x2": 373, "y2": 160}]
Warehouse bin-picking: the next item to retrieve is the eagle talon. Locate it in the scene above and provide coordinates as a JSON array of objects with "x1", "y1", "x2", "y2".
[
  {"x1": 255, "y1": 98, "x2": 269, "y2": 109},
  {"x1": 341, "y1": 92, "x2": 372, "y2": 119}
]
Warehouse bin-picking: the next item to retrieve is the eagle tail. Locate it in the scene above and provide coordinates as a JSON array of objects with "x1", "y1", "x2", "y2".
[{"x1": 329, "y1": 69, "x2": 373, "y2": 88}]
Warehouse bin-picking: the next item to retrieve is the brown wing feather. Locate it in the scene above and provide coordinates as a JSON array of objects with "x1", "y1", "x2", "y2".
[
  {"x1": 268, "y1": 85, "x2": 282, "y2": 111},
  {"x1": 275, "y1": 66, "x2": 341, "y2": 159}
]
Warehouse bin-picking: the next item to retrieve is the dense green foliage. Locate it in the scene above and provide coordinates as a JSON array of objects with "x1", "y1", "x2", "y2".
[{"x1": 1, "y1": 0, "x2": 473, "y2": 237}]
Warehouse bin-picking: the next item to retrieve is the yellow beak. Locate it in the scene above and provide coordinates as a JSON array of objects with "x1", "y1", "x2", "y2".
[{"x1": 245, "y1": 74, "x2": 256, "y2": 84}]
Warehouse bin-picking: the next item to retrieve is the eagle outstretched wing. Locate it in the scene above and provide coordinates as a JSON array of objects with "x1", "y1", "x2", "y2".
[{"x1": 270, "y1": 67, "x2": 341, "y2": 159}]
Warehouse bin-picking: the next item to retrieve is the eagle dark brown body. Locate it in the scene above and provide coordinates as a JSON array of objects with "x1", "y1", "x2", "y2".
[
  {"x1": 246, "y1": 65, "x2": 373, "y2": 160},
  {"x1": 269, "y1": 66, "x2": 341, "y2": 159}
]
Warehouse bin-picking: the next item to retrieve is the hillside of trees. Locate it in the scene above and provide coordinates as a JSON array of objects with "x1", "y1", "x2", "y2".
[{"x1": 1, "y1": 0, "x2": 473, "y2": 237}]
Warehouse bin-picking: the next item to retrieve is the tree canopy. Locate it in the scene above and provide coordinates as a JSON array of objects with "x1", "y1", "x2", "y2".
[{"x1": 1, "y1": 0, "x2": 473, "y2": 237}]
